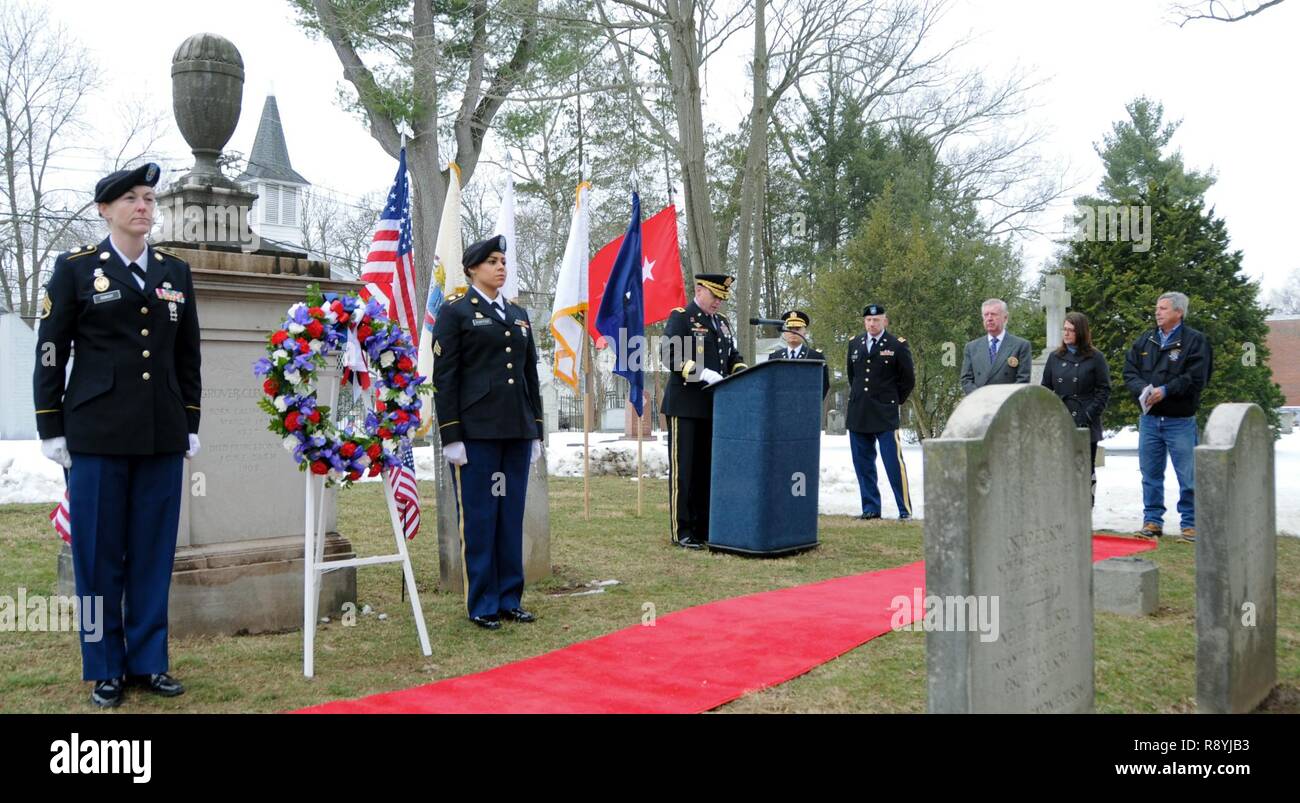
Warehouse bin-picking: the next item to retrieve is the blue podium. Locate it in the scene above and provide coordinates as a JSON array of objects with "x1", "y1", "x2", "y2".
[{"x1": 705, "y1": 358, "x2": 823, "y2": 556}]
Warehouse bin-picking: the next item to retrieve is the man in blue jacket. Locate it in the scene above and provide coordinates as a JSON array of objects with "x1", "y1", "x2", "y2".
[{"x1": 1122, "y1": 291, "x2": 1212, "y2": 543}]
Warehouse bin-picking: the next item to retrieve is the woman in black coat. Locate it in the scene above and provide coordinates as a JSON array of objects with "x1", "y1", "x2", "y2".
[{"x1": 1040, "y1": 311, "x2": 1110, "y2": 506}]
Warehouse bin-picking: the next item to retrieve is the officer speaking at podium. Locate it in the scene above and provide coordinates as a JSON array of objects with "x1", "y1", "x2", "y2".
[
  {"x1": 659, "y1": 274, "x2": 748, "y2": 549},
  {"x1": 33, "y1": 163, "x2": 202, "y2": 707}
]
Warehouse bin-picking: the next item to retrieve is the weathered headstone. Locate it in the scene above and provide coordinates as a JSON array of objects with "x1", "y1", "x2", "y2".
[
  {"x1": 924, "y1": 383, "x2": 1093, "y2": 713},
  {"x1": 1195, "y1": 403, "x2": 1277, "y2": 714},
  {"x1": 1094, "y1": 557, "x2": 1158, "y2": 616}
]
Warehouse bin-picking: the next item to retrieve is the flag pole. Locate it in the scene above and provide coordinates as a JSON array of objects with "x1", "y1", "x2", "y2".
[
  {"x1": 583, "y1": 324, "x2": 592, "y2": 520},
  {"x1": 637, "y1": 396, "x2": 643, "y2": 517}
]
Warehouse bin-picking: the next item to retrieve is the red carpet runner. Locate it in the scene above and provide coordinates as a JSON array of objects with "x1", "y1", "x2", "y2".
[{"x1": 295, "y1": 535, "x2": 1156, "y2": 714}]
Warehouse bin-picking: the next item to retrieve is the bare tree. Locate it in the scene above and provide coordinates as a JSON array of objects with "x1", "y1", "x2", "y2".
[
  {"x1": 1266, "y1": 267, "x2": 1300, "y2": 315},
  {"x1": 0, "y1": 3, "x2": 164, "y2": 318},
  {"x1": 1173, "y1": 0, "x2": 1287, "y2": 25},
  {"x1": 299, "y1": 188, "x2": 382, "y2": 278},
  {"x1": 293, "y1": 0, "x2": 547, "y2": 307}
]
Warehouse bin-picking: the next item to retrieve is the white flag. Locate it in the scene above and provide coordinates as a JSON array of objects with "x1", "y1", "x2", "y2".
[
  {"x1": 497, "y1": 164, "x2": 519, "y2": 302},
  {"x1": 550, "y1": 181, "x2": 591, "y2": 392}
]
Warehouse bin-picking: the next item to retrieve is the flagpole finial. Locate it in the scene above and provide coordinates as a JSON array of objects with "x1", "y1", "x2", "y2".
[{"x1": 400, "y1": 131, "x2": 407, "y2": 149}]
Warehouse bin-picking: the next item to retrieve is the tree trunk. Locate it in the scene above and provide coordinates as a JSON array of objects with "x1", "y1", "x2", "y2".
[{"x1": 666, "y1": 0, "x2": 719, "y2": 280}]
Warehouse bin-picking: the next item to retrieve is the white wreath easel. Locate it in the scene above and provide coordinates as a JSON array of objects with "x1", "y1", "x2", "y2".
[{"x1": 301, "y1": 364, "x2": 431, "y2": 678}]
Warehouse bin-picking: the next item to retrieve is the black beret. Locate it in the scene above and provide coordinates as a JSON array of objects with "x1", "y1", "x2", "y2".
[
  {"x1": 781, "y1": 310, "x2": 810, "y2": 328},
  {"x1": 94, "y1": 163, "x2": 161, "y2": 204},
  {"x1": 463, "y1": 234, "x2": 507, "y2": 269},
  {"x1": 863, "y1": 304, "x2": 886, "y2": 316}
]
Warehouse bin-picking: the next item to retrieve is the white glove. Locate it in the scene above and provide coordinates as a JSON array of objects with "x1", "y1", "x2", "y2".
[
  {"x1": 41, "y1": 437, "x2": 72, "y2": 469},
  {"x1": 530, "y1": 439, "x2": 543, "y2": 466},
  {"x1": 443, "y1": 441, "x2": 468, "y2": 466},
  {"x1": 699, "y1": 368, "x2": 724, "y2": 386},
  {"x1": 186, "y1": 433, "x2": 201, "y2": 459}
]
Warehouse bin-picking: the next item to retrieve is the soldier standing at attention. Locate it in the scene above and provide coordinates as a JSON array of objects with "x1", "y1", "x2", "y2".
[
  {"x1": 34, "y1": 163, "x2": 202, "y2": 707},
  {"x1": 846, "y1": 304, "x2": 915, "y2": 520},
  {"x1": 768, "y1": 309, "x2": 830, "y2": 400},
  {"x1": 659, "y1": 274, "x2": 748, "y2": 549},
  {"x1": 431, "y1": 235, "x2": 545, "y2": 629}
]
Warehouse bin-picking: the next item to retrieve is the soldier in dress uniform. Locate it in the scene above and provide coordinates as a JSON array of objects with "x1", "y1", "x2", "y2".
[
  {"x1": 659, "y1": 274, "x2": 748, "y2": 549},
  {"x1": 431, "y1": 235, "x2": 545, "y2": 629},
  {"x1": 768, "y1": 309, "x2": 829, "y2": 399},
  {"x1": 845, "y1": 304, "x2": 915, "y2": 520},
  {"x1": 33, "y1": 163, "x2": 201, "y2": 707}
]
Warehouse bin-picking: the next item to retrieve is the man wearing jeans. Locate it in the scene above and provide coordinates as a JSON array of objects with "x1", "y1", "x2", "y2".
[{"x1": 1122, "y1": 292, "x2": 1212, "y2": 543}]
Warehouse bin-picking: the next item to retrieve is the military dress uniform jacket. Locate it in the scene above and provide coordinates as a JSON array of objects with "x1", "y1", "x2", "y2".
[
  {"x1": 33, "y1": 238, "x2": 201, "y2": 455},
  {"x1": 846, "y1": 330, "x2": 915, "y2": 434},
  {"x1": 767, "y1": 343, "x2": 830, "y2": 399},
  {"x1": 1040, "y1": 348, "x2": 1111, "y2": 443},
  {"x1": 1121, "y1": 325, "x2": 1212, "y2": 419},
  {"x1": 659, "y1": 300, "x2": 748, "y2": 419},
  {"x1": 431, "y1": 289, "x2": 544, "y2": 444}
]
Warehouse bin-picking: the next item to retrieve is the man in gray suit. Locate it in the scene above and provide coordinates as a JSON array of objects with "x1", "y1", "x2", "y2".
[{"x1": 960, "y1": 298, "x2": 1032, "y2": 394}]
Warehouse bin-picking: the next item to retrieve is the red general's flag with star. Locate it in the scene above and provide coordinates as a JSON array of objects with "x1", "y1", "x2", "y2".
[{"x1": 586, "y1": 204, "x2": 686, "y2": 346}]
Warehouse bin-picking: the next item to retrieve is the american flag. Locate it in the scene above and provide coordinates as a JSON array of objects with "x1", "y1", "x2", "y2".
[
  {"x1": 388, "y1": 442, "x2": 420, "y2": 540},
  {"x1": 49, "y1": 488, "x2": 71, "y2": 544},
  {"x1": 360, "y1": 147, "x2": 419, "y2": 343}
]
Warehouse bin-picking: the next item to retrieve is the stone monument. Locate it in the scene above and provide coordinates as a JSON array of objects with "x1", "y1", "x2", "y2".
[
  {"x1": 1031, "y1": 273, "x2": 1070, "y2": 386},
  {"x1": 923, "y1": 383, "x2": 1094, "y2": 713},
  {"x1": 1195, "y1": 403, "x2": 1277, "y2": 713},
  {"x1": 58, "y1": 33, "x2": 358, "y2": 635}
]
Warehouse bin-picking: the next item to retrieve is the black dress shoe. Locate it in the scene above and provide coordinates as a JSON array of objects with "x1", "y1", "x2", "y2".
[
  {"x1": 500, "y1": 608, "x2": 536, "y2": 623},
  {"x1": 676, "y1": 536, "x2": 705, "y2": 550},
  {"x1": 469, "y1": 615, "x2": 501, "y2": 630},
  {"x1": 91, "y1": 678, "x2": 124, "y2": 708},
  {"x1": 127, "y1": 673, "x2": 185, "y2": 697},
  {"x1": 859, "y1": 512, "x2": 881, "y2": 520}
]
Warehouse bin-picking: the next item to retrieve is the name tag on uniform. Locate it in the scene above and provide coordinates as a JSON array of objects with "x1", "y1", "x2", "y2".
[
  {"x1": 155, "y1": 288, "x2": 185, "y2": 303},
  {"x1": 93, "y1": 290, "x2": 121, "y2": 304},
  {"x1": 472, "y1": 318, "x2": 493, "y2": 326}
]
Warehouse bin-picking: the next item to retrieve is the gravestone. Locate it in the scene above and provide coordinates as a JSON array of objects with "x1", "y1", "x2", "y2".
[
  {"x1": 1032, "y1": 274, "x2": 1071, "y2": 386},
  {"x1": 1094, "y1": 557, "x2": 1158, "y2": 616},
  {"x1": 1195, "y1": 403, "x2": 1277, "y2": 713},
  {"x1": 923, "y1": 383, "x2": 1093, "y2": 713}
]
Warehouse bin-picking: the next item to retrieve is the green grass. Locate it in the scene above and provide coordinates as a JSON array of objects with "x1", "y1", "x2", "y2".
[{"x1": 0, "y1": 477, "x2": 1296, "y2": 713}]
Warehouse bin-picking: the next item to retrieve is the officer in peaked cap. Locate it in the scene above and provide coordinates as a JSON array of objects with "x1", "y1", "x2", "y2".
[
  {"x1": 659, "y1": 273, "x2": 748, "y2": 549},
  {"x1": 431, "y1": 234, "x2": 546, "y2": 630},
  {"x1": 768, "y1": 309, "x2": 829, "y2": 399},
  {"x1": 845, "y1": 303, "x2": 915, "y2": 520},
  {"x1": 33, "y1": 162, "x2": 201, "y2": 707}
]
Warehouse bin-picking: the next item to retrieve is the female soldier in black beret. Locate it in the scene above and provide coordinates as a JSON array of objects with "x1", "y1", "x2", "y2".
[
  {"x1": 429, "y1": 235, "x2": 544, "y2": 629},
  {"x1": 34, "y1": 163, "x2": 201, "y2": 707}
]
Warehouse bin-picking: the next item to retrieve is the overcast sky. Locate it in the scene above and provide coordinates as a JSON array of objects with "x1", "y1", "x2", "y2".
[{"x1": 49, "y1": 0, "x2": 1300, "y2": 295}]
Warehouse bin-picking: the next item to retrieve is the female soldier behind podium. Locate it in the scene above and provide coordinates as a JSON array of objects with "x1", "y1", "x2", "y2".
[
  {"x1": 33, "y1": 163, "x2": 202, "y2": 707},
  {"x1": 1040, "y1": 311, "x2": 1110, "y2": 506},
  {"x1": 430, "y1": 235, "x2": 544, "y2": 630}
]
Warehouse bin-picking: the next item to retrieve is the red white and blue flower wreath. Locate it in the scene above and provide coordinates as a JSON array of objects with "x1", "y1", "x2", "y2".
[{"x1": 253, "y1": 284, "x2": 429, "y2": 487}]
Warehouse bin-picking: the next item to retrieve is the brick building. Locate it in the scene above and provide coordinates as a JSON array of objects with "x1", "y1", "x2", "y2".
[{"x1": 1266, "y1": 314, "x2": 1300, "y2": 407}]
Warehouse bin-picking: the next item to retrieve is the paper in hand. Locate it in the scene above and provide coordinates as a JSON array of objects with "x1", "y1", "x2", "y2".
[{"x1": 1139, "y1": 384, "x2": 1155, "y2": 415}]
